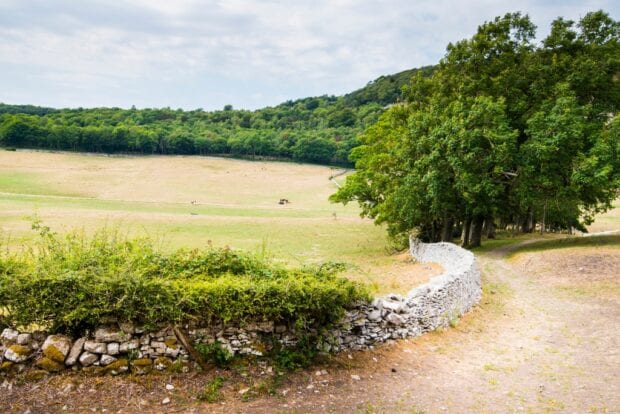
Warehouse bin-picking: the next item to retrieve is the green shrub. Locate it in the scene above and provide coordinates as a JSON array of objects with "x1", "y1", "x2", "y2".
[
  {"x1": 0, "y1": 226, "x2": 369, "y2": 335},
  {"x1": 197, "y1": 376, "x2": 225, "y2": 402},
  {"x1": 195, "y1": 342, "x2": 234, "y2": 368}
]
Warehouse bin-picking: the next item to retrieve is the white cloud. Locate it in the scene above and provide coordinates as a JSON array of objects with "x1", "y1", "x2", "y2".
[{"x1": 0, "y1": 0, "x2": 617, "y2": 109}]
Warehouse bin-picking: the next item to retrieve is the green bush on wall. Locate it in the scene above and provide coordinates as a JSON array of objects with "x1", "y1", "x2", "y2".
[{"x1": 0, "y1": 226, "x2": 369, "y2": 335}]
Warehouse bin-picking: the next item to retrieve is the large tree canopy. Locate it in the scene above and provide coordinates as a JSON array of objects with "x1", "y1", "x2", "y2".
[{"x1": 332, "y1": 11, "x2": 620, "y2": 247}]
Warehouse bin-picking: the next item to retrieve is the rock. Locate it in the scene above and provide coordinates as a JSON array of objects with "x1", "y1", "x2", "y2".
[
  {"x1": 42, "y1": 335, "x2": 72, "y2": 363},
  {"x1": 100, "y1": 354, "x2": 117, "y2": 366},
  {"x1": 35, "y1": 356, "x2": 65, "y2": 372},
  {"x1": 119, "y1": 322, "x2": 135, "y2": 335},
  {"x1": 94, "y1": 326, "x2": 127, "y2": 343},
  {"x1": 165, "y1": 384, "x2": 174, "y2": 390},
  {"x1": 154, "y1": 357, "x2": 172, "y2": 371},
  {"x1": 83, "y1": 341, "x2": 107, "y2": 354},
  {"x1": 386, "y1": 313, "x2": 406, "y2": 325},
  {"x1": 381, "y1": 300, "x2": 406, "y2": 314},
  {"x1": 4, "y1": 344, "x2": 32, "y2": 363},
  {"x1": 1, "y1": 328, "x2": 19, "y2": 342},
  {"x1": 24, "y1": 369, "x2": 48, "y2": 382},
  {"x1": 65, "y1": 338, "x2": 86, "y2": 366},
  {"x1": 367, "y1": 310, "x2": 382, "y2": 322},
  {"x1": 79, "y1": 352, "x2": 99, "y2": 367},
  {"x1": 105, "y1": 358, "x2": 129, "y2": 375},
  {"x1": 119, "y1": 339, "x2": 140, "y2": 353},
  {"x1": 350, "y1": 374, "x2": 361, "y2": 380},
  {"x1": 107, "y1": 342, "x2": 120, "y2": 356},
  {"x1": 130, "y1": 358, "x2": 152, "y2": 375},
  {"x1": 16, "y1": 333, "x2": 32, "y2": 346},
  {"x1": 162, "y1": 397, "x2": 170, "y2": 405}
]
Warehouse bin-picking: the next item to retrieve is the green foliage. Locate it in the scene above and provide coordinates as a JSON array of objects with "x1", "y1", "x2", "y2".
[
  {"x1": 195, "y1": 341, "x2": 234, "y2": 368},
  {"x1": 197, "y1": 376, "x2": 226, "y2": 403},
  {"x1": 271, "y1": 336, "x2": 318, "y2": 371},
  {"x1": 0, "y1": 226, "x2": 369, "y2": 335},
  {"x1": 332, "y1": 10, "x2": 620, "y2": 246}
]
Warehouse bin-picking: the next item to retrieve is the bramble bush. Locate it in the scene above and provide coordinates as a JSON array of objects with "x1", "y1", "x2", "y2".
[{"x1": 0, "y1": 224, "x2": 369, "y2": 335}]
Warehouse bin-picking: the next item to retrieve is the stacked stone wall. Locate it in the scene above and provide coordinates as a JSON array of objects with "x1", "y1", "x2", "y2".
[{"x1": 0, "y1": 239, "x2": 481, "y2": 376}]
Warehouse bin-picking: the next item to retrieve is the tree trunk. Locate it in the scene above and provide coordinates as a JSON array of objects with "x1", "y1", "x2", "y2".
[
  {"x1": 441, "y1": 217, "x2": 454, "y2": 242},
  {"x1": 484, "y1": 218, "x2": 496, "y2": 239},
  {"x1": 469, "y1": 216, "x2": 484, "y2": 248},
  {"x1": 540, "y1": 201, "x2": 547, "y2": 235},
  {"x1": 461, "y1": 218, "x2": 472, "y2": 247}
]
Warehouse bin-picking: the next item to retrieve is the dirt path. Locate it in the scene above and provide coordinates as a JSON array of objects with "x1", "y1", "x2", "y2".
[{"x1": 1, "y1": 240, "x2": 618, "y2": 413}]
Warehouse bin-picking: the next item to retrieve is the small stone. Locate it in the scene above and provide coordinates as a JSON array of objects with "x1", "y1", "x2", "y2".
[
  {"x1": 4, "y1": 344, "x2": 32, "y2": 363},
  {"x1": 105, "y1": 358, "x2": 129, "y2": 375},
  {"x1": 350, "y1": 374, "x2": 361, "y2": 381},
  {"x1": 65, "y1": 338, "x2": 86, "y2": 366},
  {"x1": 386, "y1": 313, "x2": 406, "y2": 325},
  {"x1": 161, "y1": 398, "x2": 170, "y2": 405},
  {"x1": 16, "y1": 333, "x2": 32, "y2": 345},
  {"x1": 42, "y1": 335, "x2": 73, "y2": 363},
  {"x1": 84, "y1": 341, "x2": 107, "y2": 354},
  {"x1": 100, "y1": 354, "x2": 117, "y2": 366},
  {"x1": 107, "y1": 343, "x2": 120, "y2": 355},
  {"x1": 306, "y1": 384, "x2": 314, "y2": 390},
  {"x1": 94, "y1": 327, "x2": 126, "y2": 343},
  {"x1": 391, "y1": 368, "x2": 397, "y2": 373},
  {"x1": 367, "y1": 310, "x2": 382, "y2": 322},
  {"x1": 1, "y1": 328, "x2": 19, "y2": 342},
  {"x1": 35, "y1": 356, "x2": 65, "y2": 372},
  {"x1": 154, "y1": 357, "x2": 172, "y2": 371},
  {"x1": 130, "y1": 358, "x2": 152, "y2": 375},
  {"x1": 238, "y1": 387, "x2": 250, "y2": 395},
  {"x1": 165, "y1": 384, "x2": 174, "y2": 390},
  {"x1": 79, "y1": 352, "x2": 99, "y2": 367},
  {"x1": 119, "y1": 339, "x2": 140, "y2": 353},
  {"x1": 119, "y1": 322, "x2": 135, "y2": 335}
]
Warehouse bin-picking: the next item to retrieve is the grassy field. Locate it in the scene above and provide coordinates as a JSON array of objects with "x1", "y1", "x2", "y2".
[{"x1": 0, "y1": 150, "x2": 438, "y2": 294}]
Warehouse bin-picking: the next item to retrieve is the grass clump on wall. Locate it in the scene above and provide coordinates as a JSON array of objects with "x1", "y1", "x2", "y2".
[{"x1": 0, "y1": 222, "x2": 369, "y2": 335}]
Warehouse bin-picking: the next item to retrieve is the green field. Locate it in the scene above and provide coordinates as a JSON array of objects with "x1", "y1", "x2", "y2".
[{"x1": 0, "y1": 150, "x2": 438, "y2": 294}]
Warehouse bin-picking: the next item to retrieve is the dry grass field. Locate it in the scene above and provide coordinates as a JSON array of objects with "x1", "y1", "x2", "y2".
[{"x1": 0, "y1": 149, "x2": 438, "y2": 294}]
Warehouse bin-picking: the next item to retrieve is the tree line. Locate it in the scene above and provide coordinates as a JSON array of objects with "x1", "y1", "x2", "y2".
[
  {"x1": 332, "y1": 10, "x2": 619, "y2": 247},
  {"x1": 0, "y1": 68, "x2": 430, "y2": 166}
]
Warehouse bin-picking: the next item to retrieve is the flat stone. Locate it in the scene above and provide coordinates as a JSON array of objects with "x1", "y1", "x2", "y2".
[
  {"x1": 84, "y1": 341, "x2": 107, "y2": 354},
  {"x1": 386, "y1": 313, "x2": 406, "y2": 325},
  {"x1": 16, "y1": 333, "x2": 32, "y2": 345},
  {"x1": 119, "y1": 339, "x2": 140, "y2": 353},
  {"x1": 65, "y1": 338, "x2": 86, "y2": 366},
  {"x1": 94, "y1": 327, "x2": 126, "y2": 343},
  {"x1": 42, "y1": 335, "x2": 72, "y2": 363},
  {"x1": 4, "y1": 344, "x2": 32, "y2": 363},
  {"x1": 107, "y1": 342, "x2": 120, "y2": 355},
  {"x1": 1, "y1": 328, "x2": 19, "y2": 342},
  {"x1": 100, "y1": 354, "x2": 117, "y2": 366},
  {"x1": 79, "y1": 351, "x2": 99, "y2": 367},
  {"x1": 367, "y1": 310, "x2": 382, "y2": 322}
]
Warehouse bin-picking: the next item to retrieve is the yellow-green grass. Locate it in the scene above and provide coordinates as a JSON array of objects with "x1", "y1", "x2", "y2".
[{"x1": 0, "y1": 150, "x2": 435, "y2": 294}]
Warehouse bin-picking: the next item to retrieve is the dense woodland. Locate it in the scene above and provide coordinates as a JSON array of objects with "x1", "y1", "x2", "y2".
[
  {"x1": 332, "y1": 11, "x2": 620, "y2": 246},
  {"x1": 0, "y1": 67, "x2": 433, "y2": 166}
]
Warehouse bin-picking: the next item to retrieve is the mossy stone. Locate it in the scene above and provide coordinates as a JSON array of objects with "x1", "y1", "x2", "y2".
[
  {"x1": 35, "y1": 356, "x2": 65, "y2": 372},
  {"x1": 24, "y1": 369, "x2": 49, "y2": 382},
  {"x1": 43, "y1": 344, "x2": 67, "y2": 363},
  {"x1": 0, "y1": 361, "x2": 15, "y2": 372},
  {"x1": 9, "y1": 344, "x2": 32, "y2": 356},
  {"x1": 80, "y1": 366, "x2": 106, "y2": 376},
  {"x1": 154, "y1": 357, "x2": 173, "y2": 371},
  {"x1": 105, "y1": 358, "x2": 129, "y2": 375},
  {"x1": 130, "y1": 358, "x2": 153, "y2": 375}
]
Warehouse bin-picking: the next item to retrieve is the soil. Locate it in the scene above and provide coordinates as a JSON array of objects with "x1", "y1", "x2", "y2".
[{"x1": 1, "y1": 240, "x2": 618, "y2": 413}]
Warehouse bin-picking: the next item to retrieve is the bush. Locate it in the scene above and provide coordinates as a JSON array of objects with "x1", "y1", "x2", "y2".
[{"x1": 0, "y1": 226, "x2": 369, "y2": 335}]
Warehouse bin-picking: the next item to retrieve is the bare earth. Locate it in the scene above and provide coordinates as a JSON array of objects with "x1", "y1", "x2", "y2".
[{"x1": 2, "y1": 238, "x2": 618, "y2": 413}]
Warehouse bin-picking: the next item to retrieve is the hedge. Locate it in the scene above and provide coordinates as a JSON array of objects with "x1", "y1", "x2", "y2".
[{"x1": 0, "y1": 226, "x2": 369, "y2": 335}]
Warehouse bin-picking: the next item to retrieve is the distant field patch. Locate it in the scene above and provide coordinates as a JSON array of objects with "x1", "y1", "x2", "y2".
[{"x1": 0, "y1": 150, "x2": 436, "y2": 294}]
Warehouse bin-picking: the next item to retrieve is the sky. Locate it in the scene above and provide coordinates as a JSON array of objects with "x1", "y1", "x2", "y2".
[{"x1": 0, "y1": 1, "x2": 617, "y2": 110}]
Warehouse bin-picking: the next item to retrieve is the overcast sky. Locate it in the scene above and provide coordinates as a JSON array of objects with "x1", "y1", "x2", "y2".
[{"x1": 0, "y1": 1, "x2": 617, "y2": 110}]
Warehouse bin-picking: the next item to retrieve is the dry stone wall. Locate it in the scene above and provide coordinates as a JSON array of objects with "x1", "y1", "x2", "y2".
[{"x1": 0, "y1": 239, "x2": 481, "y2": 376}]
